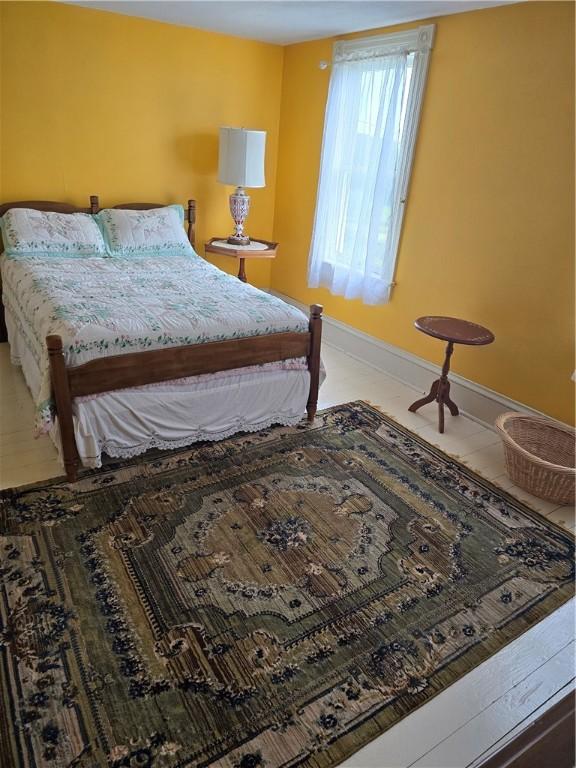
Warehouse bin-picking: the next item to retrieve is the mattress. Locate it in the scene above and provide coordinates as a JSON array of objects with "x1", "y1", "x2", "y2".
[{"x1": 1, "y1": 251, "x2": 321, "y2": 467}]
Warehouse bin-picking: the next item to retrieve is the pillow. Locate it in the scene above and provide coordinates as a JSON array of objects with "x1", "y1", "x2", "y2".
[
  {"x1": 0, "y1": 208, "x2": 106, "y2": 256},
  {"x1": 96, "y1": 205, "x2": 194, "y2": 256}
]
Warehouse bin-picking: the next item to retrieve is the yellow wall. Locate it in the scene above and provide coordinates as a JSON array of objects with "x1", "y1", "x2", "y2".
[
  {"x1": 1, "y1": 2, "x2": 574, "y2": 422},
  {"x1": 0, "y1": 1, "x2": 284, "y2": 287},
  {"x1": 272, "y1": 1, "x2": 575, "y2": 424}
]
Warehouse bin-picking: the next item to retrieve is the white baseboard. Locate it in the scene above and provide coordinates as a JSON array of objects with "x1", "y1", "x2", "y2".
[{"x1": 270, "y1": 289, "x2": 557, "y2": 430}]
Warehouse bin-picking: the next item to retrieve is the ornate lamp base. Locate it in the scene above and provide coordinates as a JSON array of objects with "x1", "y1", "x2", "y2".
[
  {"x1": 227, "y1": 234, "x2": 250, "y2": 246},
  {"x1": 227, "y1": 186, "x2": 251, "y2": 245}
]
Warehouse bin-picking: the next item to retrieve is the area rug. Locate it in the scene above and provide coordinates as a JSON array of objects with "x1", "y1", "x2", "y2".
[{"x1": 0, "y1": 402, "x2": 573, "y2": 768}]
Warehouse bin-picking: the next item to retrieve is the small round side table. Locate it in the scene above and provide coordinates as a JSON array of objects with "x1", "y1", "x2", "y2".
[{"x1": 408, "y1": 316, "x2": 495, "y2": 434}]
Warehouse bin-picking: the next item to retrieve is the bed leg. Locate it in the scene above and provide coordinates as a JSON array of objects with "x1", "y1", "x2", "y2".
[
  {"x1": 47, "y1": 335, "x2": 80, "y2": 483},
  {"x1": 307, "y1": 304, "x2": 323, "y2": 422}
]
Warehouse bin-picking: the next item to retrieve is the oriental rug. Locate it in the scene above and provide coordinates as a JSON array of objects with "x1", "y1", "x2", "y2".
[{"x1": 0, "y1": 402, "x2": 573, "y2": 768}]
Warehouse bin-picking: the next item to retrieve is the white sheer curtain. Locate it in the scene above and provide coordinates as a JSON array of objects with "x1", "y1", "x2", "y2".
[{"x1": 308, "y1": 50, "x2": 412, "y2": 305}]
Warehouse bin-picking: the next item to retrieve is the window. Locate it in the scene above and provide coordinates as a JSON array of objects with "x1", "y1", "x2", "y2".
[{"x1": 308, "y1": 25, "x2": 434, "y2": 305}]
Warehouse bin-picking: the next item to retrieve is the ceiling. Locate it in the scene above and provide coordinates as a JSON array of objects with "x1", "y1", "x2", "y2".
[{"x1": 68, "y1": 1, "x2": 518, "y2": 45}]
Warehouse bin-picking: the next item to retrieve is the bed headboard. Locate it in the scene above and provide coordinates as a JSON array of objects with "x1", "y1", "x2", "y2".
[
  {"x1": 0, "y1": 195, "x2": 197, "y2": 249},
  {"x1": 0, "y1": 198, "x2": 97, "y2": 217}
]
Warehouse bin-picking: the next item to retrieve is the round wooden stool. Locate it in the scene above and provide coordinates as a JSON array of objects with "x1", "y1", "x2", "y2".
[{"x1": 409, "y1": 316, "x2": 495, "y2": 433}]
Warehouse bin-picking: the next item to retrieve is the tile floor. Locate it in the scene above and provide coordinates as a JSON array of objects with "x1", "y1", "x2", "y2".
[{"x1": 0, "y1": 339, "x2": 574, "y2": 767}]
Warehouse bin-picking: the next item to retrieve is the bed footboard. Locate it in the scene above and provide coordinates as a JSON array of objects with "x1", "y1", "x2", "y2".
[{"x1": 47, "y1": 304, "x2": 323, "y2": 483}]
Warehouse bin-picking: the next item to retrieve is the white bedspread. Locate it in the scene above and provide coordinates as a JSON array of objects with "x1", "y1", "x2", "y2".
[{"x1": 1, "y1": 251, "x2": 320, "y2": 467}]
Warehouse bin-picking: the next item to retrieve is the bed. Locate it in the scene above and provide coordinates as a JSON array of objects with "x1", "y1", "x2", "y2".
[{"x1": 0, "y1": 197, "x2": 323, "y2": 482}]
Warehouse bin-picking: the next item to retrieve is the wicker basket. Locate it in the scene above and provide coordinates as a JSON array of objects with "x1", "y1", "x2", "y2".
[{"x1": 495, "y1": 412, "x2": 575, "y2": 506}]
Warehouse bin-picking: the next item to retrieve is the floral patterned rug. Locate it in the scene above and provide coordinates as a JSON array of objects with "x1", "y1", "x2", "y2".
[{"x1": 0, "y1": 402, "x2": 573, "y2": 768}]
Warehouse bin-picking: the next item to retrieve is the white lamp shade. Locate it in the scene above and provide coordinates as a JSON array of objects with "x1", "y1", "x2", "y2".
[{"x1": 218, "y1": 127, "x2": 266, "y2": 188}]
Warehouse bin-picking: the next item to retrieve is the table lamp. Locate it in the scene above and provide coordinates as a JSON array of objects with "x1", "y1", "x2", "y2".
[{"x1": 218, "y1": 127, "x2": 266, "y2": 245}]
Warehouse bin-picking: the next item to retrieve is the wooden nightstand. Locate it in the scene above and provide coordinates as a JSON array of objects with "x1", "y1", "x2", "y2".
[{"x1": 204, "y1": 238, "x2": 278, "y2": 283}]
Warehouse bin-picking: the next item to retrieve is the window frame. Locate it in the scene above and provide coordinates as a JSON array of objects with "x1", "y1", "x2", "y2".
[{"x1": 312, "y1": 24, "x2": 435, "y2": 300}]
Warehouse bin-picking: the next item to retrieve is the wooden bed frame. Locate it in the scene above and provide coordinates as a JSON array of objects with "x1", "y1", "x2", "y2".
[{"x1": 0, "y1": 196, "x2": 323, "y2": 483}]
